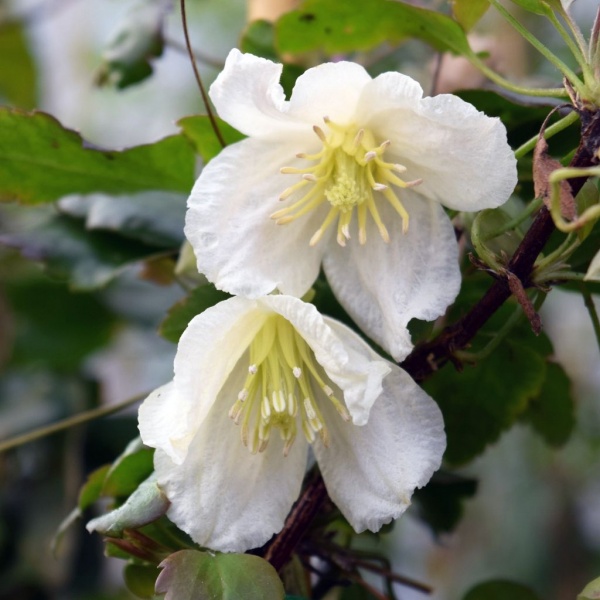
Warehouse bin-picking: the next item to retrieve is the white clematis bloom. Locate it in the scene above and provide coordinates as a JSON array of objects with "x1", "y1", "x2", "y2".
[
  {"x1": 138, "y1": 295, "x2": 445, "y2": 553},
  {"x1": 185, "y1": 49, "x2": 518, "y2": 361}
]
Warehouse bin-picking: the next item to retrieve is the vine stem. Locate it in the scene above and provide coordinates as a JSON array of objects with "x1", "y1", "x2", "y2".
[
  {"x1": 0, "y1": 393, "x2": 144, "y2": 454},
  {"x1": 179, "y1": 0, "x2": 226, "y2": 149},
  {"x1": 264, "y1": 106, "x2": 600, "y2": 572}
]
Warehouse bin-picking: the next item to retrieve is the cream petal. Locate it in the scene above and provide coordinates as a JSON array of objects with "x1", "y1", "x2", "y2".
[
  {"x1": 259, "y1": 296, "x2": 390, "y2": 426},
  {"x1": 313, "y1": 364, "x2": 446, "y2": 533},
  {"x1": 323, "y1": 196, "x2": 460, "y2": 362},
  {"x1": 185, "y1": 137, "x2": 327, "y2": 298},
  {"x1": 141, "y1": 297, "x2": 266, "y2": 463},
  {"x1": 154, "y1": 361, "x2": 308, "y2": 553},
  {"x1": 365, "y1": 87, "x2": 516, "y2": 212},
  {"x1": 287, "y1": 61, "x2": 372, "y2": 125},
  {"x1": 209, "y1": 49, "x2": 306, "y2": 139}
]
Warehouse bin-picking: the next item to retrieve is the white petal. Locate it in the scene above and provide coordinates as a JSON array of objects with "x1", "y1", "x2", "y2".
[
  {"x1": 185, "y1": 137, "x2": 326, "y2": 298},
  {"x1": 584, "y1": 249, "x2": 600, "y2": 281},
  {"x1": 209, "y1": 49, "x2": 303, "y2": 139},
  {"x1": 260, "y1": 296, "x2": 390, "y2": 425},
  {"x1": 139, "y1": 297, "x2": 266, "y2": 463},
  {"x1": 287, "y1": 61, "x2": 372, "y2": 125},
  {"x1": 313, "y1": 364, "x2": 445, "y2": 533},
  {"x1": 363, "y1": 79, "x2": 516, "y2": 211},
  {"x1": 323, "y1": 196, "x2": 460, "y2": 361},
  {"x1": 154, "y1": 362, "x2": 308, "y2": 553}
]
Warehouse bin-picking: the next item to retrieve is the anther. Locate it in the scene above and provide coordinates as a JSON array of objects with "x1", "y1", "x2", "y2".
[
  {"x1": 364, "y1": 151, "x2": 376, "y2": 162},
  {"x1": 373, "y1": 183, "x2": 387, "y2": 191},
  {"x1": 238, "y1": 390, "x2": 248, "y2": 401},
  {"x1": 303, "y1": 398, "x2": 317, "y2": 420},
  {"x1": 248, "y1": 364, "x2": 257, "y2": 375},
  {"x1": 273, "y1": 391, "x2": 286, "y2": 413},
  {"x1": 352, "y1": 129, "x2": 365, "y2": 148},
  {"x1": 313, "y1": 125, "x2": 326, "y2": 141},
  {"x1": 303, "y1": 174, "x2": 317, "y2": 182},
  {"x1": 293, "y1": 367, "x2": 302, "y2": 378},
  {"x1": 261, "y1": 396, "x2": 271, "y2": 419},
  {"x1": 323, "y1": 385, "x2": 333, "y2": 397}
]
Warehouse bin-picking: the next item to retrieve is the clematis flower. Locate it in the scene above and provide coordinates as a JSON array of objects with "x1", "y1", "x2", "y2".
[
  {"x1": 185, "y1": 50, "x2": 517, "y2": 361},
  {"x1": 138, "y1": 295, "x2": 445, "y2": 553}
]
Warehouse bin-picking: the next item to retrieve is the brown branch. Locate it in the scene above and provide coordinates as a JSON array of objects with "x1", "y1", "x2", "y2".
[{"x1": 265, "y1": 106, "x2": 600, "y2": 574}]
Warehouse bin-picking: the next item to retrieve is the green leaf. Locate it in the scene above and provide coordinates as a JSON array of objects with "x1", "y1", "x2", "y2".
[
  {"x1": 103, "y1": 438, "x2": 155, "y2": 498},
  {"x1": 124, "y1": 564, "x2": 161, "y2": 599},
  {"x1": 424, "y1": 341, "x2": 546, "y2": 465},
  {"x1": 452, "y1": 0, "x2": 490, "y2": 31},
  {"x1": 275, "y1": 0, "x2": 474, "y2": 57},
  {"x1": 59, "y1": 191, "x2": 186, "y2": 247},
  {"x1": 96, "y1": 2, "x2": 164, "y2": 89},
  {"x1": 86, "y1": 475, "x2": 170, "y2": 536},
  {"x1": 413, "y1": 471, "x2": 478, "y2": 534},
  {"x1": 463, "y1": 579, "x2": 541, "y2": 600},
  {"x1": 156, "y1": 550, "x2": 285, "y2": 600},
  {"x1": 159, "y1": 284, "x2": 231, "y2": 343},
  {"x1": 0, "y1": 109, "x2": 195, "y2": 204},
  {"x1": 520, "y1": 362, "x2": 575, "y2": 446},
  {"x1": 0, "y1": 209, "x2": 159, "y2": 290},
  {"x1": 471, "y1": 207, "x2": 523, "y2": 268},
  {"x1": 508, "y1": 0, "x2": 554, "y2": 16},
  {"x1": 5, "y1": 278, "x2": 114, "y2": 369},
  {"x1": 578, "y1": 576, "x2": 600, "y2": 599},
  {"x1": 178, "y1": 115, "x2": 244, "y2": 163},
  {"x1": 0, "y1": 21, "x2": 36, "y2": 108},
  {"x1": 79, "y1": 465, "x2": 112, "y2": 511}
]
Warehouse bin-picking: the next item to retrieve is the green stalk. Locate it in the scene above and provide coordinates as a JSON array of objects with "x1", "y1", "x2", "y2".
[
  {"x1": 514, "y1": 110, "x2": 580, "y2": 160},
  {"x1": 580, "y1": 284, "x2": 600, "y2": 355}
]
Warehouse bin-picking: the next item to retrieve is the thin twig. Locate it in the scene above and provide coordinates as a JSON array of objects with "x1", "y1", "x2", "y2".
[
  {"x1": 0, "y1": 393, "x2": 145, "y2": 453},
  {"x1": 179, "y1": 0, "x2": 226, "y2": 148}
]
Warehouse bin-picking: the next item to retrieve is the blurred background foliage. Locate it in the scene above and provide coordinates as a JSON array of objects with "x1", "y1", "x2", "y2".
[{"x1": 0, "y1": 0, "x2": 599, "y2": 599}]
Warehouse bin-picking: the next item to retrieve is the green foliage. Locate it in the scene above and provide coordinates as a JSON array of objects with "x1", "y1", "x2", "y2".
[
  {"x1": 0, "y1": 209, "x2": 160, "y2": 290},
  {"x1": 159, "y1": 284, "x2": 231, "y2": 343},
  {"x1": 102, "y1": 438, "x2": 155, "y2": 498},
  {"x1": 414, "y1": 472, "x2": 478, "y2": 534},
  {"x1": 0, "y1": 21, "x2": 36, "y2": 108},
  {"x1": 5, "y1": 277, "x2": 114, "y2": 370},
  {"x1": 156, "y1": 550, "x2": 285, "y2": 600},
  {"x1": 463, "y1": 579, "x2": 541, "y2": 599},
  {"x1": 452, "y1": 0, "x2": 490, "y2": 31},
  {"x1": 275, "y1": 0, "x2": 474, "y2": 57},
  {"x1": 124, "y1": 564, "x2": 161, "y2": 600},
  {"x1": 96, "y1": 2, "x2": 165, "y2": 89},
  {"x1": 87, "y1": 474, "x2": 170, "y2": 536},
  {"x1": 424, "y1": 340, "x2": 546, "y2": 465},
  {"x1": 178, "y1": 115, "x2": 245, "y2": 162},
  {"x1": 0, "y1": 109, "x2": 195, "y2": 203},
  {"x1": 579, "y1": 576, "x2": 600, "y2": 599},
  {"x1": 507, "y1": 0, "x2": 555, "y2": 16}
]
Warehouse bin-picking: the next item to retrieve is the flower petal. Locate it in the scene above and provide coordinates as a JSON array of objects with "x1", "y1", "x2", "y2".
[
  {"x1": 362, "y1": 73, "x2": 516, "y2": 211},
  {"x1": 259, "y1": 295, "x2": 390, "y2": 425},
  {"x1": 185, "y1": 137, "x2": 326, "y2": 298},
  {"x1": 139, "y1": 297, "x2": 266, "y2": 463},
  {"x1": 313, "y1": 364, "x2": 445, "y2": 533},
  {"x1": 209, "y1": 49, "x2": 299, "y2": 139},
  {"x1": 154, "y1": 361, "x2": 308, "y2": 553},
  {"x1": 323, "y1": 196, "x2": 460, "y2": 362},
  {"x1": 287, "y1": 61, "x2": 372, "y2": 125}
]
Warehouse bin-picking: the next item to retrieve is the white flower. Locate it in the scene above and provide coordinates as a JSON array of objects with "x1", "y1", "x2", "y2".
[
  {"x1": 138, "y1": 295, "x2": 445, "y2": 553},
  {"x1": 185, "y1": 50, "x2": 517, "y2": 361}
]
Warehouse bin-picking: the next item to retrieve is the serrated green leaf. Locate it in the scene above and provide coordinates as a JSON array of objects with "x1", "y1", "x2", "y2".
[
  {"x1": 0, "y1": 209, "x2": 159, "y2": 290},
  {"x1": 156, "y1": 550, "x2": 285, "y2": 600},
  {"x1": 452, "y1": 0, "x2": 490, "y2": 31},
  {"x1": 159, "y1": 284, "x2": 231, "y2": 343},
  {"x1": 0, "y1": 21, "x2": 36, "y2": 108},
  {"x1": 414, "y1": 471, "x2": 478, "y2": 534},
  {"x1": 0, "y1": 109, "x2": 195, "y2": 204},
  {"x1": 103, "y1": 438, "x2": 155, "y2": 498},
  {"x1": 521, "y1": 362, "x2": 575, "y2": 446},
  {"x1": 463, "y1": 579, "x2": 541, "y2": 600},
  {"x1": 424, "y1": 341, "x2": 546, "y2": 465},
  {"x1": 276, "y1": 0, "x2": 474, "y2": 57},
  {"x1": 87, "y1": 475, "x2": 170, "y2": 536},
  {"x1": 178, "y1": 115, "x2": 244, "y2": 163},
  {"x1": 124, "y1": 564, "x2": 161, "y2": 599}
]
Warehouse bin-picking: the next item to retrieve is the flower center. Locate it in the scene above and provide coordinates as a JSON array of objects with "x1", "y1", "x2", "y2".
[
  {"x1": 271, "y1": 118, "x2": 422, "y2": 246},
  {"x1": 228, "y1": 314, "x2": 350, "y2": 456}
]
